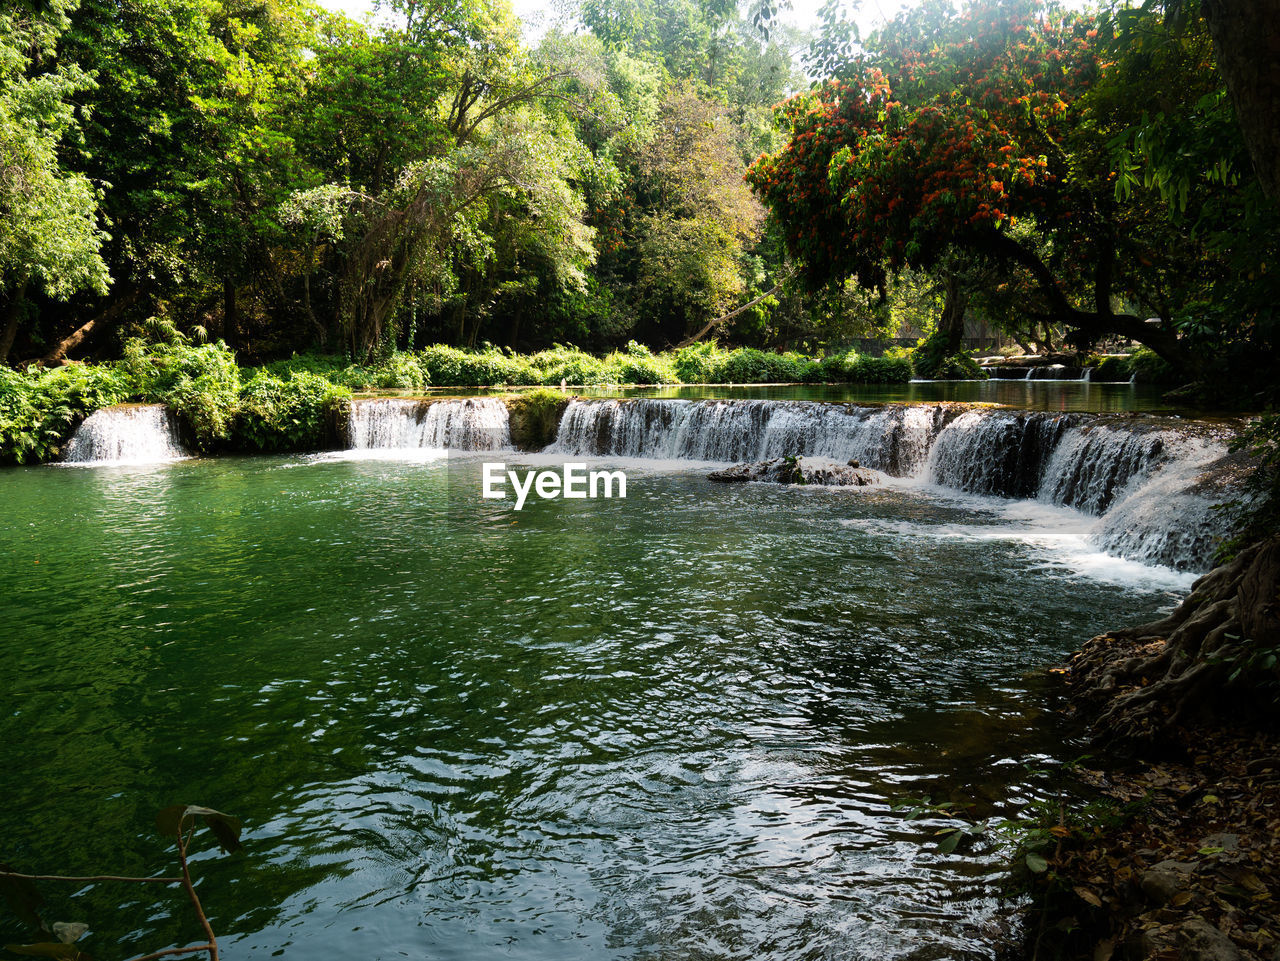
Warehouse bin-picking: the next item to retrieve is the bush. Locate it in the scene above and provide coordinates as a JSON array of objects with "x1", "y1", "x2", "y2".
[
  {"x1": 233, "y1": 372, "x2": 351, "y2": 452},
  {"x1": 846, "y1": 355, "x2": 914, "y2": 383},
  {"x1": 602, "y1": 349, "x2": 678, "y2": 384},
  {"x1": 709, "y1": 347, "x2": 807, "y2": 383},
  {"x1": 1127, "y1": 347, "x2": 1176, "y2": 384},
  {"x1": 1085, "y1": 354, "x2": 1131, "y2": 382},
  {"x1": 671, "y1": 342, "x2": 722, "y2": 382},
  {"x1": 417, "y1": 345, "x2": 539, "y2": 386},
  {"x1": 505, "y1": 388, "x2": 570, "y2": 450},
  {"x1": 526, "y1": 345, "x2": 610, "y2": 385},
  {"x1": 0, "y1": 364, "x2": 133, "y2": 464},
  {"x1": 910, "y1": 332, "x2": 987, "y2": 380},
  {"x1": 122, "y1": 339, "x2": 242, "y2": 448}
]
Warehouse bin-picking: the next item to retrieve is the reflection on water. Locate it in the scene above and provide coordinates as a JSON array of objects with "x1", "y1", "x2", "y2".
[{"x1": 0, "y1": 456, "x2": 1185, "y2": 960}]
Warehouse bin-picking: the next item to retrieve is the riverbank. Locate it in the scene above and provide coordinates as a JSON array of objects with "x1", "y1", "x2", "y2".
[
  {"x1": 1, "y1": 340, "x2": 916, "y2": 464},
  {"x1": 1024, "y1": 536, "x2": 1280, "y2": 960}
]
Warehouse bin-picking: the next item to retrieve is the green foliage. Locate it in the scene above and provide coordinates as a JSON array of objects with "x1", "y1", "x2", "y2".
[
  {"x1": 601, "y1": 343, "x2": 678, "y2": 384},
  {"x1": 121, "y1": 339, "x2": 241, "y2": 449},
  {"x1": 527, "y1": 345, "x2": 610, "y2": 385},
  {"x1": 1084, "y1": 354, "x2": 1131, "y2": 382},
  {"x1": 0, "y1": 363, "x2": 131, "y2": 464},
  {"x1": 0, "y1": 0, "x2": 109, "y2": 325},
  {"x1": 233, "y1": 372, "x2": 350, "y2": 453},
  {"x1": 1126, "y1": 347, "x2": 1176, "y2": 385},
  {"x1": 417, "y1": 345, "x2": 540, "y2": 387},
  {"x1": 910, "y1": 332, "x2": 987, "y2": 380},
  {"x1": 504, "y1": 387, "x2": 570, "y2": 450}
]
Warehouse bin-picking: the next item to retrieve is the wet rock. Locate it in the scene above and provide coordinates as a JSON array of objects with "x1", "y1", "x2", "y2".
[
  {"x1": 1180, "y1": 918, "x2": 1243, "y2": 961},
  {"x1": 708, "y1": 456, "x2": 883, "y2": 487},
  {"x1": 1141, "y1": 861, "x2": 1194, "y2": 905}
]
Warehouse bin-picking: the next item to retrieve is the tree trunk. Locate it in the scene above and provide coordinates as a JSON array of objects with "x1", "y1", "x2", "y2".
[
  {"x1": 0, "y1": 275, "x2": 30, "y2": 364},
  {"x1": 34, "y1": 287, "x2": 141, "y2": 366},
  {"x1": 223, "y1": 278, "x2": 238, "y2": 348},
  {"x1": 1201, "y1": 0, "x2": 1280, "y2": 199},
  {"x1": 938, "y1": 273, "x2": 969, "y2": 354}
]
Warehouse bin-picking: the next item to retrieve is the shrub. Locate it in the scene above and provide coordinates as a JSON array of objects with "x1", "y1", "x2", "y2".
[
  {"x1": 846, "y1": 356, "x2": 914, "y2": 383},
  {"x1": 711, "y1": 347, "x2": 807, "y2": 383},
  {"x1": 504, "y1": 388, "x2": 570, "y2": 450},
  {"x1": 418, "y1": 345, "x2": 539, "y2": 386},
  {"x1": 0, "y1": 364, "x2": 133, "y2": 464},
  {"x1": 602, "y1": 349, "x2": 678, "y2": 384},
  {"x1": 527, "y1": 345, "x2": 610, "y2": 385},
  {"x1": 1127, "y1": 347, "x2": 1176, "y2": 384},
  {"x1": 122, "y1": 339, "x2": 242, "y2": 448},
  {"x1": 910, "y1": 332, "x2": 987, "y2": 380},
  {"x1": 233, "y1": 372, "x2": 351, "y2": 452},
  {"x1": 368, "y1": 353, "x2": 429, "y2": 391},
  {"x1": 1085, "y1": 354, "x2": 1131, "y2": 382},
  {"x1": 671, "y1": 342, "x2": 723, "y2": 382}
]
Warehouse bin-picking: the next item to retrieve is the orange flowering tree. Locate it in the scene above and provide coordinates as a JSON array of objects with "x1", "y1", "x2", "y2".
[{"x1": 746, "y1": 0, "x2": 1190, "y2": 365}]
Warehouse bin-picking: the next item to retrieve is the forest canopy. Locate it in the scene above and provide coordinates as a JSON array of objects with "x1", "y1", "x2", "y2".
[{"x1": 0, "y1": 0, "x2": 1277, "y2": 394}]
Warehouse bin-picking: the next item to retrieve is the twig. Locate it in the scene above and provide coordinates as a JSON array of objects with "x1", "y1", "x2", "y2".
[
  {"x1": 0, "y1": 871, "x2": 181, "y2": 884},
  {"x1": 175, "y1": 831, "x2": 219, "y2": 961}
]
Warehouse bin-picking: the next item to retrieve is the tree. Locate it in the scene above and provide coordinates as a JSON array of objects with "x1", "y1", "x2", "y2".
[
  {"x1": 1199, "y1": 0, "x2": 1280, "y2": 200},
  {"x1": 747, "y1": 0, "x2": 1197, "y2": 368},
  {"x1": 0, "y1": 0, "x2": 109, "y2": 362},
  {"x1": 627, "y1": 86, "x2": 764, "y2": 343}
]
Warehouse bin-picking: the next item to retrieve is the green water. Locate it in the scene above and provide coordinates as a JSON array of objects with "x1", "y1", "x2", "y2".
[{"x1": 1, "y1": 455, "x2": 1187, "y2": 960}]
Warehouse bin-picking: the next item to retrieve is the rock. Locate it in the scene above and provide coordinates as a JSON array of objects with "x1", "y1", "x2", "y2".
[
  {"x1": 1141, "y1": 861, "x2": 1194, "y2": 905},
  {"x1": 1199, "y1": 833, "x2": 1240, "y2": 853},
  {"x1": 1180, "y1": 918, "x2": 1243, "y2": 961},
  {"x1": 708, "y1": 456, "x2": 883, "y2": 487}
]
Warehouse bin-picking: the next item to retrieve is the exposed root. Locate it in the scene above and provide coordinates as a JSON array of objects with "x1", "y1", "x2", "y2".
[{"x1": 1065, "y1": 535, "x2": 1280, "y2": 746}]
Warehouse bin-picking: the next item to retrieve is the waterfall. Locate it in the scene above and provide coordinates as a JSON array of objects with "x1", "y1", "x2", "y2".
[
  {"x1": 348, "y1": 398, "x2": 511, "y2": 450},
  {"x1": 62, "y1": 405, "x2": 187, "y2": 465},
  {"x1": 548, "y1": 398, "x2": 1239, "y2": 573},
  {"x1": 927, "y1": 410, "x2": 1079, "y2": 498},
  {"x1": 551, "y1": 399, "x2": 944, "y2": 474},
  {"x1": 983, "y1": 365, "x2": 1088, "y2": 381}
]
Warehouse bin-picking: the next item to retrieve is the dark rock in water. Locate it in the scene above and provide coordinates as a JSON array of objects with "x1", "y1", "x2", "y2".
[{"x1": 708, "y1": 456, "x2": 882, "y2": 487}]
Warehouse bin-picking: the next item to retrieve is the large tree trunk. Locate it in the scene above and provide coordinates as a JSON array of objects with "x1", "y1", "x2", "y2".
[
  {"x1": 938, "y1": 273, "x2": 969, "y2": 354},
  {"x1": 0, "y1": 275, "x2": 30, "y2": 364},
  {"x1": 1201, "y1": 0, "x2": 1280, "y2": 199},
  {"x1": 34, "y1": 287, "x2": 141, "y2": 366}
]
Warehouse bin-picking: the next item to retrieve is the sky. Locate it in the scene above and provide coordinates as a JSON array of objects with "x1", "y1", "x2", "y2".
[{"x1": 312, "y1": 0, "x2": 918, "y2": 42}]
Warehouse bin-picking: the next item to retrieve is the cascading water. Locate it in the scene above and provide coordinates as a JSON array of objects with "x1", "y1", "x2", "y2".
[
  {"x1": 927, "y1": 409, "x2": 1079, "y2": 498},
  {"x1": 551, "y1": 399, "x2": 944, "y2": 475},
  {"x1": 348, "y1": 398, "x2": 511, "y2": 450},
  {"x1": 62, "y1": 404, "x2": 187, "y2": 465},
  {"x1": 548, "y1": 398, "x2": 1239, "y2": 573}
]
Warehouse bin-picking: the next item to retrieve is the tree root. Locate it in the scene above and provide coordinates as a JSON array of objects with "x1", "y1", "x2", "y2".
[{"x1": 1064, "y1": 534, "x2": 1280, "y2": 746}]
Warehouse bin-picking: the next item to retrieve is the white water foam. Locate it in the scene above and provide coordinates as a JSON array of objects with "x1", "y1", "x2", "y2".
[
  {"x1": 61, "y1": 405, "x2": 187, "y2": 466},
  {"x1": 348, "y1": 398, "x2": 511, "y2": 451},
  {"x1": 546, "y1": 398, "x2": 1239, "y2": 574}
]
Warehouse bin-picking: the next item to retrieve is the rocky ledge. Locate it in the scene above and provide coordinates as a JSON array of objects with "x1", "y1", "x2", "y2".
[{"x1": 708, "y1": 456, "x2": 883, "y2": 486}]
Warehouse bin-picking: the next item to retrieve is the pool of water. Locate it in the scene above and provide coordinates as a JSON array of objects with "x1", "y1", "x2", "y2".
[
  {"x1": 0, "y1": 454, "x2": 1189, "y2": 960},
  {"x1": 375, "y1": 380, "x2": 1176, "y2": 414}
]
